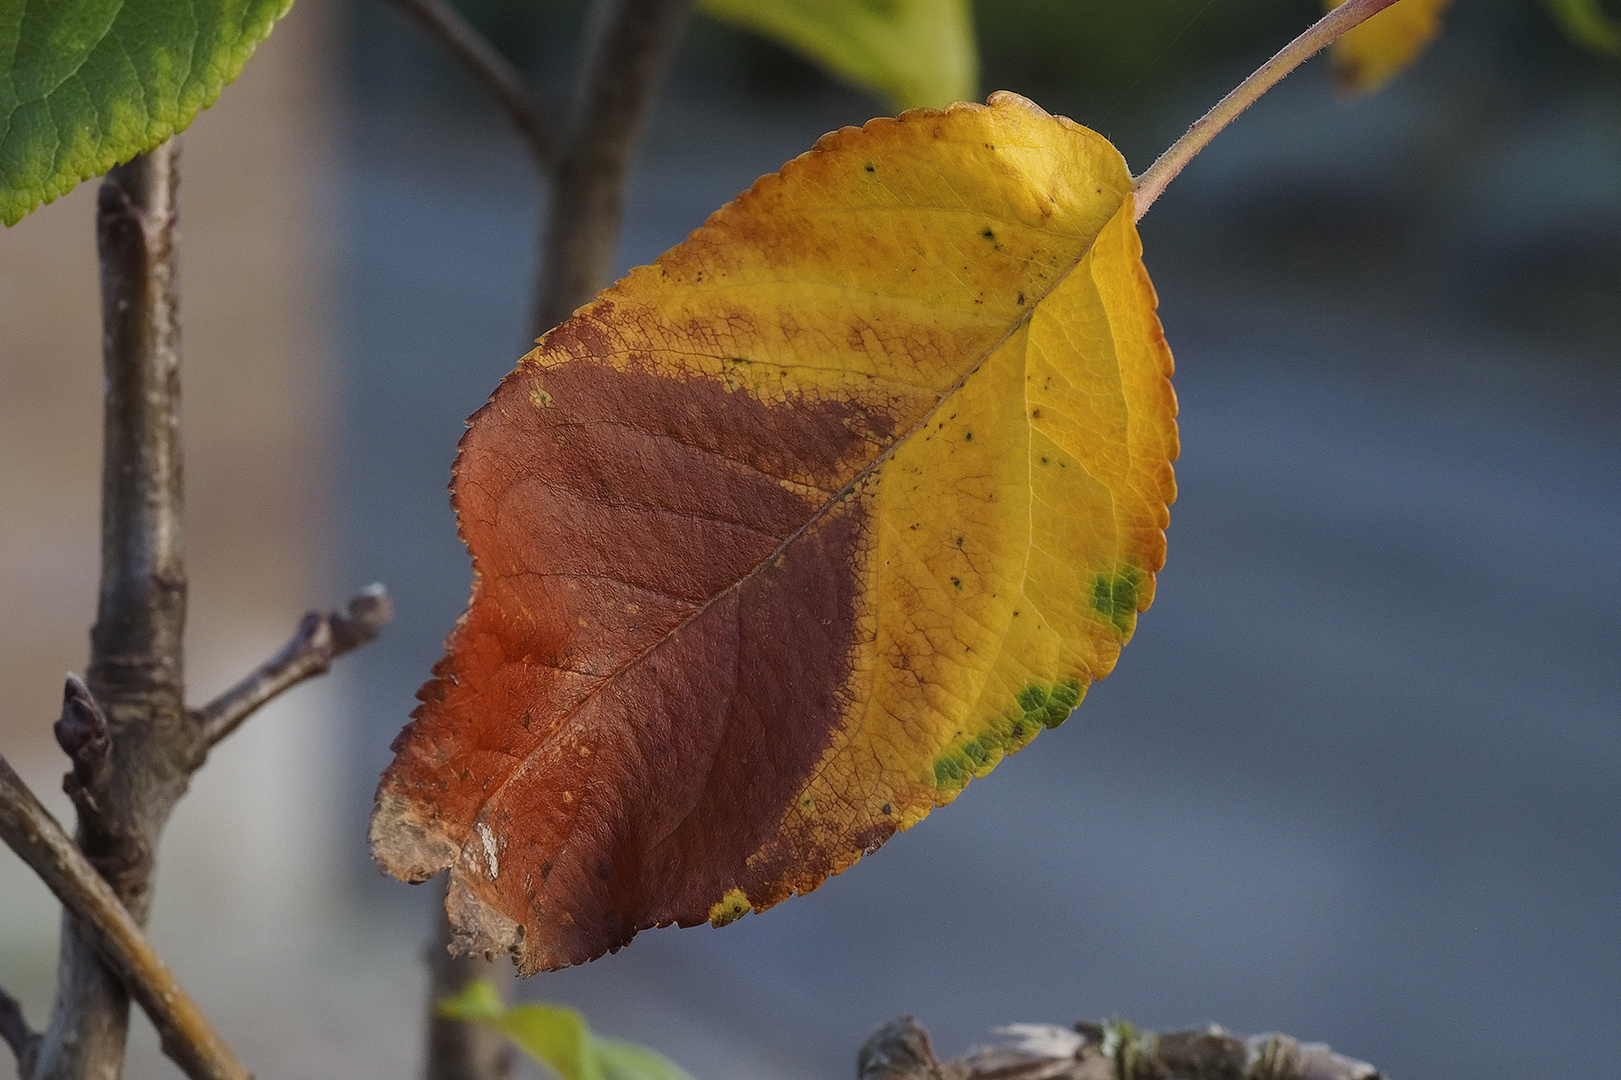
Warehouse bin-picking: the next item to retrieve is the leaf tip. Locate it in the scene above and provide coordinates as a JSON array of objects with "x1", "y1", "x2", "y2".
[{"x1": 369, "y1": 787, "x2": 459, "y2": 882}]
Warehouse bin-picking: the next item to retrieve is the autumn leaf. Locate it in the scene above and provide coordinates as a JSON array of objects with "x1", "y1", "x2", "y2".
[
  {"x1": 696, "y1": 0, "x2": 977, "y2": 110},
  {"x1": 1326, "y1": 0, "x2": 1452, "y2": 94},
  {"x1": 371, "y1": 92, "x2": 1178, "y2": 974},
  {"x1": 440, "y1": 982, "x2": 698, "y2": 1080},
  {"x1": 0, "y1": 0, "x2": 296, "y2": 225}
]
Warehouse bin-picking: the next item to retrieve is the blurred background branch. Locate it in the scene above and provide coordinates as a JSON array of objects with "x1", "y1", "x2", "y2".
[
  {"x1": 858, "y1": 1017, "x2": 1382, "y2": 1080},
  {"x1": 382, "y1": 0, "x2": 556, "y2": 166}
]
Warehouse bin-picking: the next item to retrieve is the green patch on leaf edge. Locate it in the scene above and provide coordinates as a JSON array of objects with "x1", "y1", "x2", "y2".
[
  {"x1": 932, "y1": 678, "x2": 1085, "y2": 791},
  {"x1": 1091, "y1": 565, "x2": 1144, "y2": 637}
]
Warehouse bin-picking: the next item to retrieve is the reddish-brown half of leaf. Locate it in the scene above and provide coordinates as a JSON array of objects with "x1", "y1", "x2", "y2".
[{"x1": 372, "y1": 93, "x2": 1177, "y2": 973}]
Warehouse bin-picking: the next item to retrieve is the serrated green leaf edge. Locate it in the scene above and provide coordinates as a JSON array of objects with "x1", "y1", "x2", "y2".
[
  {"x1": 1, "y1": 0, "x2": 296, "y2": 225},
  {"x1": 439, "y1": 981, "x2": 699, "y2": 1080},
  {"x1": 1543, "y1": 0, "x2": 1621, "y2": 55},
  {"x1": 696, "y1": 0, "x2": 978, "y2": 111}
]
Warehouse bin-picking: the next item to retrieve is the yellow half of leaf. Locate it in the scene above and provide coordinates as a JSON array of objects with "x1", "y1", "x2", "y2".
[
  {"x1": 697, "y1": 0, "x2": 977, "y2": 109},
  {"x1": 1327, "y1": 0, "x2": 1453, "y2": 94}
]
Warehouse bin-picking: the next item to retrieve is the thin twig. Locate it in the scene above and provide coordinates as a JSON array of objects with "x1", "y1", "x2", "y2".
[
  {"x1": 1132, "y1": 0, "x2": 1401, "y2": 219},
  {"x1": 530, "y1": 0, "x2": 696, "y2": 335},
  {"x1": 0, "y1": 758, "x2": 251, "y2": 1080},
  {"x1": 0, "y1": 983, "x2": 40, "y2": 1076},
  {"x1": 192, "y1": 584, "x2": 393, "y2": 753},
  {"x1": 382, "y1": 0, "x2": 553, "y2": 167}
]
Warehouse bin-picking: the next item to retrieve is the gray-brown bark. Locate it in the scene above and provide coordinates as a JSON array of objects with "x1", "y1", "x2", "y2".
[
  {"x1": 34, "y1": 141, "x2": 190, "y2": 1080},
  {"x1": 858, "y1": 1017, "x2": 1384, "y2": 1080},
  {"x1": 530, "y1": 0, "x2": 695, "y2": 336},
  {"x1": 0, "y1": 983, "x2": 40, "y2": 1077},
  {"x1": 0, "y1": 756, "x2": 249, "y2": 1080}
]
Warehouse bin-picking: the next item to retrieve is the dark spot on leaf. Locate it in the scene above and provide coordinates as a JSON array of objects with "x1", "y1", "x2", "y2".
[
  {"x1": 864, "y1": 162, "x2": 876, "y2": 173},
  {"x1": 981, "y1": 228, "x2": 996, "y2": 241},
  {"x1": 1016, "y1": 292, "x2": 1025, "y2": 305}
]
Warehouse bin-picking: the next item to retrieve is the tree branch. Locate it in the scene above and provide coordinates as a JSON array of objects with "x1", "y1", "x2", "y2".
[
  {"x1": 382, "y1": 0, "x2": 554, "y2": 168},
  {"x1": 1132, "y1": 0, "x2": 1401, "y2": 219},
  {"x1": 0, "y1": 757, "x2": 250, "y2": 1080},
  {"x1": 191, "y1": 585, "x2": 393, "y2": 754},
  {"x1": 0, "y1": 983, "x2": 40, "y2": 1077},
  {"x1": 859, "y1": 1017, "x2": 1383, "y2": 1080},
  {"x1": 34, "y1": 139, "x2": 190, "y2": 1080},
  {"x1": 530, "y1": 0, "x2": 696, "y2": 336}
]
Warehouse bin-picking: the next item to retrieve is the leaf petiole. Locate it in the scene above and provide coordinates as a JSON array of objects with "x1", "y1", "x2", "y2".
[{"x1": 1132, "y1": 0, "x2": 1402, "y2": 218}]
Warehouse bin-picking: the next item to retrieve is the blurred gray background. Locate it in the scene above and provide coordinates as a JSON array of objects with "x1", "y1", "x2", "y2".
[{"x1": 2, "y1": 0, "x2": 1617, "y2": 1077}]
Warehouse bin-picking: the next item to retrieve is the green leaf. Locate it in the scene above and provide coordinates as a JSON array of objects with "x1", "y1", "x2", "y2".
[
  {"x1": 439, "y1": 982, "x2": 698, "y2": 1080},
  {"x1": 0, "y1": 0, "x2": 296, "y2": 225},
  {"x1": 696, "y1": 0, "x2": 977, "y2": 110},
  {"x1": 597, "y1": 1041, "x2": 701, "y2": 1080},
  {"x1": 437, "y1": 980, "x2": 507, "y2": 1022},
  {"x1": 1543, "y1": 0, "x2": 1621, "y2": 54}
]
